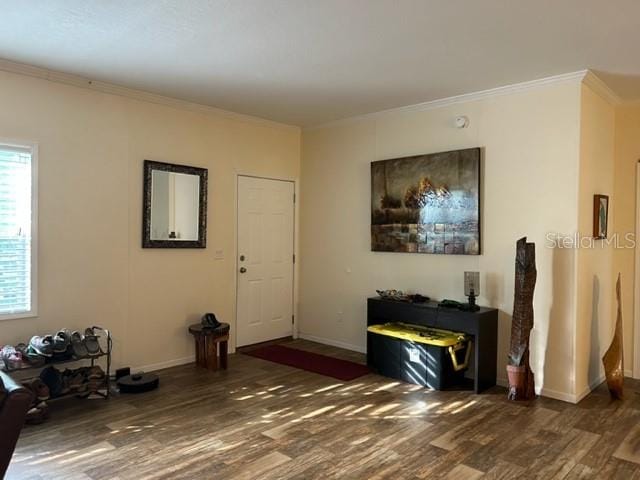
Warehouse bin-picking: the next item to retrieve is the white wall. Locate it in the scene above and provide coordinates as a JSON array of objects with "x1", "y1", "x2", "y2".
[
  {"x1": 575, "y1": 84, "x2": 616, "y2": 398},
  {"x1": 612, "y1": 105, "x2": 640, "y2": 377},
  {"x1": 0, "y1": 69, "x2": 300, "y2": 371},
  {"x1": 1, "y1": 63, "x2": 621, "y2": 402},
  {"x1": 300, "y1": 80, "x2": 582, "y2": 400}
]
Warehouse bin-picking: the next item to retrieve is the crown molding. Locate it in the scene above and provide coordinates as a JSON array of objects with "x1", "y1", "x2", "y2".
[
  {"x1": 0, "y1": 58, "x2": 299, "y2": 132},
  {"x1": 618, "y1": 98, "x2": 640, "y2": 108},
  {"x1": 582, "y1": 71, "x2": 622, "y2": 106},
  {"x1": 0, "y1": 57, "x2": 625, "y2": 131},
  {"x1": 306, "y1": 70, "x2": 590, "y2": 131}
]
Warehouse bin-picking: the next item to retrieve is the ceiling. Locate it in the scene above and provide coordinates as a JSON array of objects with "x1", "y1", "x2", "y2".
[{"x1": 1, "y1": 0, "x2": 639, "y2": 127}]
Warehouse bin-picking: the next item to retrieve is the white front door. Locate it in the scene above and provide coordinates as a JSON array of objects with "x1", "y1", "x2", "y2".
[{"x1": 236, "y1": 176, "x2": 295, "y2": 347}]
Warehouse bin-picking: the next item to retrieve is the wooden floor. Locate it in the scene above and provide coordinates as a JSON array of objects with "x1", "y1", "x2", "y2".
[{"x1": 7, "y1": 339, "x2": 640, "y2": 479}]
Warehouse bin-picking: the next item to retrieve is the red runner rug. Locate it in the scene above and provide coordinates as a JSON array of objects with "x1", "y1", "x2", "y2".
[{"x1": 244, "y1": 344, "x2": 370, "y2": 381}]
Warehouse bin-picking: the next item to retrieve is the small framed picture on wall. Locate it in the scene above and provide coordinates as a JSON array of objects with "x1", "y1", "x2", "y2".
[{"x1": 593, "y1": 194, "x2": 609, "y2": 239}]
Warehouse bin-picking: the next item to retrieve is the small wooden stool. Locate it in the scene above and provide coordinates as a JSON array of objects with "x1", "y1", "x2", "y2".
[{"x1": 188, "y1": 323, "x2": 229, "y2": 371}]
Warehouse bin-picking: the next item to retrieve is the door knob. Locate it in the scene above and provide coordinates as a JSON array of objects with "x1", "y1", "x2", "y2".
[{"x1": 239, "y1": 267, "x2": 247, "y2": 273}]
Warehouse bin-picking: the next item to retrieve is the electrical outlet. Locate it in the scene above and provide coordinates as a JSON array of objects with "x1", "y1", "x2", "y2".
[{"x1": 337, "y1": 311, "x2": 343, "y2": 323}]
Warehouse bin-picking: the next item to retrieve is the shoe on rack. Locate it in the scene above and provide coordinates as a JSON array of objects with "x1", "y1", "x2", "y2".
[
  {"x1": 14, "y1": 343, "x2": 28, "y2": 357},
  {"x1": 29, "y1": 335, "x2": 54, "y2": 357},
  {"x1": 75, "y1": 386, "x2": 89, "y2": 398},
  {"x1": 15, "y1": 343, "x2": 30, "y2": 362},
  {"x1": 22, "y1": 378, "x2": 50, "y2": 401},
  {"x1": 21, "y1": 344, "x2": 46, "y2": 367},
  {"x1": 1, "y1": 345, "x2": 23, "y2": 370},
  {"x1": 65, "y1": 369, "x2": 86, "y2": 392},
  {"x1": 39, "y1": 366, "x2": 64, "y2": 398},
  {"x1": 70, "y1": 331, "x2": 88, "y2": 359},
  {"x1": 83, "y1": 328, "x2": 102, "y2": 357},
  {"x1": 52, "y1": 329, "x2": 72, "y2": 353},
  {"x1": 58, "y1": 371, "x2": 71, "y2": 396},
  {"x1": 76, "y1": 373, "x2": 91, "y2": 398},
  {"x1": 87, "y1": 366, "x2": 105, "y2": 380},
  {"x1": 88, "y1": 377, "x2": 106, "y2": 395}
]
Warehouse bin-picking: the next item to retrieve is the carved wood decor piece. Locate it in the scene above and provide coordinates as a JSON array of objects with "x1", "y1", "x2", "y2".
[
  {"x1": 602, "y1": 273, "x2": 624, "y2": 400},
  {"x1": 507, "y1": 237, "x2": 536, "y2": 401}
]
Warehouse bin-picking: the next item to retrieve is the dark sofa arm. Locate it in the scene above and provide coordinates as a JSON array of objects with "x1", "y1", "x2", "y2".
[{"x1": 0, "y1": 371, "x2": 33, "y2": 479}]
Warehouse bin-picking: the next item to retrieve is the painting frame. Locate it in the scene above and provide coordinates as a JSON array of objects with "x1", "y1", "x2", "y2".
[
  {"x1": 371, "y1": 147, "x2": 481, "y2": 255},
  {"x1": 593, "y1": 194, "x2": 609, "y2": 239}
]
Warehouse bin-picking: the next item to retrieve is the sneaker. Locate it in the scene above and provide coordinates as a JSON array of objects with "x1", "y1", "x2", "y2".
[
  {"x1": 39, "y1": 366, "x2": 64, "y2": 398},
  {"x1": 70, "y1": 331, "x2": 88, "y2": 359},
  {"x1": 57, "y1": 370, "x2": 72, "y2": 396},
  {"x1": 75, "y1": 369, "x2": 91, "y2": 398},
  {"x1": 52, "y1": 329, "x2": 72, "y2": 353},
  {"x1": 87, "y1": 366, "x2": 105, "y2": 380},
  {"x1": 22, "y1": 378, "x2": 50, "y2": 401},
  {"x1": 65, "y1": 370, "x2": 87, "y2": 392},
  {"x1": 29, "y1": 335, "x2": 54, "y2": 357},
  {"x1": 15, "y1": 343, "x2": 30, "y2": 361},
  {"x1": 21, "y1": 344, "x2": 46, "y2": 366},
  {"x1": 76, "y1": 387, "x2": 90, "y2": 399},
  {"x1": 83, "y1": 328, "x2": 102, "y2": 357},
  {"x1": 88, "y1": 377, "x2": 106, "y2": 394},
  {"x1": 1, "y1": 345, "x2": 23, "y2": 370},
  {"x1": 25, "y1": 402, "x2": 49, "y2": 425}
]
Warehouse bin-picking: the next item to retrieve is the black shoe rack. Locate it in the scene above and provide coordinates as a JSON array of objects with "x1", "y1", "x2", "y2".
[{"x1": 1, "y1": 326, "x2": 112, "y2": 401}]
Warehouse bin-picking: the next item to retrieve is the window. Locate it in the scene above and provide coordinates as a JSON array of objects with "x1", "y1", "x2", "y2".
[{"x1": 0, "y1": 142, "x2": 37, "y2": 320}]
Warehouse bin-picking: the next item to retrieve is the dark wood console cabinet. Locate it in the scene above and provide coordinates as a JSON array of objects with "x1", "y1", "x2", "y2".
[{"x1": 367, "y1": 297, "x2": 498, "y2": 393}]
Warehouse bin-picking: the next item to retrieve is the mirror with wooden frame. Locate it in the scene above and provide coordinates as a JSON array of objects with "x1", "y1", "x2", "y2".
[{"x1": 142, "y1": 160, "x2": 208, "y2": 248}]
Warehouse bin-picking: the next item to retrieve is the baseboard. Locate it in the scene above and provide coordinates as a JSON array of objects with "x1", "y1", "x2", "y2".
[
  {"x1": 132, "y1": 355, "x2": 195, "y2": 373},
  {"x1": 497, "y1": 375, "x2": 583, "y2": 404},
  {"x1": 575, "y1": 374, "x2": 606, "y2": 403},
  {"x1": 128, "y1": 345, "x2": 238, "y2": 374},
  {"x1": 298, "y1": 333, "x2": 366, "y2": 353},
  {"x1": 541, "y1": 386, "x2": 580, "y2": 404},
  {"x1": 574, "y1": 371, "x2": 632, "y2": 403}
]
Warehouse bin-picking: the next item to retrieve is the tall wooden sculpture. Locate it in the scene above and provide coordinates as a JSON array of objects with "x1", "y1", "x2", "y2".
[
  {"x1": 507, "y1": 237, "x2": 536, "y2": 401},
  {"x1": 602, "y1": 274, "x2": 624, "y2": 400}
]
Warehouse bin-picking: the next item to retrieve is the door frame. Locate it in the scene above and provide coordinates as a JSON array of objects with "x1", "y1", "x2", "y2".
[
  {"x1": 634, "y1": 162, "x2": 640, "y2": 378},
  {"x1": 234, "y1": 173, "x2": 299, "y2": 350}
]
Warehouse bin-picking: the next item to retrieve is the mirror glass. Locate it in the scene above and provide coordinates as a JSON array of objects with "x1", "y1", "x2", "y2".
[
  {"x1": 142, "y1": 160, "x2": 207, "y2": 248},
  {"x1": 150, "y1": 170, "x2": 200, "y2": 241}
]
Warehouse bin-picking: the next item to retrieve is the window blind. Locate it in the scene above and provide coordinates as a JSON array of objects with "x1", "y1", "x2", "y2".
[{"x1": 0, "y1": 146, "x2": 32, "y2": 315}]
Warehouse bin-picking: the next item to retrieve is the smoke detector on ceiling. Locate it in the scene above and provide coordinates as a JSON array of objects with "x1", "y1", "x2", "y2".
[{"x1": 455, "y1": 115, "x2": 470, "y2": 129}]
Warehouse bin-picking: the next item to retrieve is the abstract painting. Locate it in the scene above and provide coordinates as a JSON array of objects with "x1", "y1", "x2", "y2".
[{"x1": 371, "y1": 148, "x2": 480, "y2": 254}]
